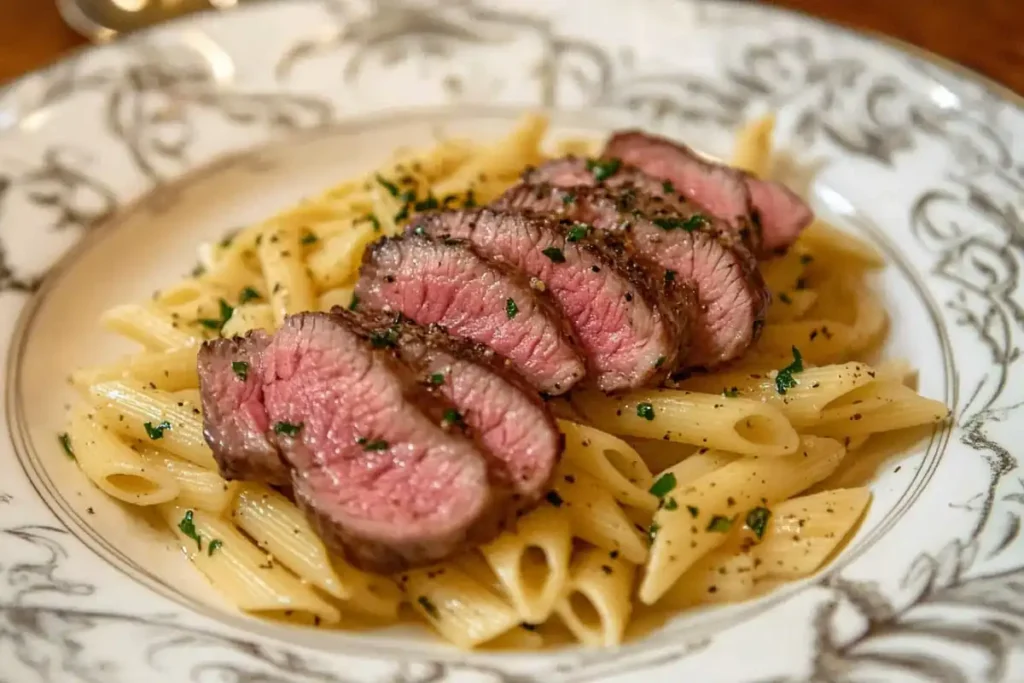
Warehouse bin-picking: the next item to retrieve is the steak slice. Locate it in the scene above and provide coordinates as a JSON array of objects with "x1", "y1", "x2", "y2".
[
  {"x1": 356, "y1": 233, "x2": 586, "y2": 395},
  {"x1": 197, "y1": 331, "x2": 289, "y2": 486},
  {"x1": 496, "y1": 183, "x2": 769, "y2": 368},
  {"x1": 335, "y1": 308, "x2": 561, "y2": 503},
  {"x1": 261, "y1": 312, "x2": 495, "y2": 572},
  {"x1": 522, "y1": 156, "x2": 761, "y2": 255},
  {"x1": 408, "y1": 208, "x2": 689, "y2": 391},
  {"x1": 604, "y1": 130, "x2": 813, "y2": 254}
]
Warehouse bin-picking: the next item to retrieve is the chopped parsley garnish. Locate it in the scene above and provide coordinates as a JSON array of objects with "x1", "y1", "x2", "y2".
[
  {"x1": 566, "y1": 224, "x2": 589, "y2": 242},
  {"x1": 238, "y1": 286, "x2": 261, "y2": 304},
  {"x1": 663, "y1": 497, "x2": 679, "y2": 511},
  {"x1": 464, "y1": 189, "x2": 477, "y2": 208},
  {"x1": 208, "y1": 539, "x2": 223, "y2": 556},
  {"x1": 414, "y1": 194, "x2": 439, "y2": 212},
  {"x1": 219, "y1": 229, "x2": 239, "y2": 248},
  {"x1": 58, "y1": 432, "x2": 75, "y2": 459},
  {"x1": 417, "y1": 596, "x2": 440, "y2": 619},
  {"x1": 662, "y1": 180, "x2": 675, "y2": 194},
  {"x1": 778, "y1": 292, "x2": 792, "y2": 304},
  {"x1": 300, "y1": 232, "x2": 318, "y2": 245},
  {"x1": 273, "y1": 421, "x2": 303, "y2": 437},
  {"x1": 647, "y1": 521, "x2": 660, "y2": 544},
  {"x1": 775, "y1": 346, "x2": 804, "y2": 395},
  {"x1": 198, "y1": 298, "x2": 234, "y2": 332},
  {"x1": 562, "y1": 192, "x2": 576, "y2": 205},
  {"x1": 144, "y1": 421, "x2": 171, "y2": 440},
  {"x1": 362, "y1": 213, "x2": 381, "y2": 232},
  {"x1": 636, "y1": 402, "x2": 655, "y2": 421},
  {"x1": 370, "y1": 327, "x2": 399, "y2": 348},
  {"x1": 375, "y1": 174, "x2": 400, "y2": 197},
  {"x1": 707, "y1": 515, "x2": 734, "y2": 533},
  {"x1": 231, "y1": 361, "x2": 249, "y2": 381},
  {"x1": 348, "y1": 293, "x2": 360, "y2": 311},
  {"x1": 664, "y1": 269, "x2": 676, "y2": 284},
  {"x1": 687, "y1": 505, "x2": 699, "y2": 518},
  {"x1": 442, "y1": 409, "x2": 464, "y2": 428},
  {"x1": 649, "y1": 472, "x2": 677, "y2": 498},
  {"x1": 545, "y1": 490, "x2": 564, "y2": 507},
  {"x1": 541, "y1": 247, "x2": 566, "y2": 263},
  {"x1": 178, "y1": 510, "x2": 202, "y2": 550},
  {"x1": 655, "y1": 355, "x2": 666, "y2": 368},
  {"x1": 746, "y1": 507, "x2": 771, "y2": 540},
  {"x1": 723, "y1": 387, "x2": 740, "y2": 398},
  {"x1": 429, "y1": 373, "x2": 445, "y2": 385},
  {"x1": 357, "y1": 438, "x2": 389, "y2": 451},
  {"x1": 586, "y1": 157, "x2": 622, "y2": 181},
  {"x1": 506, "y1": 298, "x2": 519, "y2": 319},
  {"x1": 652, "y1": 214, "x2": 708, "y2": 232}
]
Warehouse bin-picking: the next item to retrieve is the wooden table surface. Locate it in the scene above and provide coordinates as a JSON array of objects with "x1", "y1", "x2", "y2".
[{"x1": 0, "y1": 0, "x2": 1021, "y2": 95}]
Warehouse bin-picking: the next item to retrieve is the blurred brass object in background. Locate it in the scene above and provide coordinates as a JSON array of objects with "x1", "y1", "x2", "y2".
[{"x1": 57, "y1": 0, "x2": 257, "y2": 41}]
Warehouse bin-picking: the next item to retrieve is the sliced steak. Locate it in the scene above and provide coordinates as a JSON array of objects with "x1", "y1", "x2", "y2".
[
  {"x1": 604, "y1": 130, "x2": 813, "y2": 254},
  {"x1": 356, "y1": 234, "x2": 585, "y2": 395},
  {"x1": 335, "y1": 308, "x2": 561, "y2": 503},
  {"x1": 260, "y1": 312, "x2": 495, "y2": 572},
  {"x1": 197, "y1": 332, "x2": 289, "y2": 486},
  {"x1": 522, "y1": 156, "x2": 761, "y2": 255},
  {"x1": 408, "y1": 208, "x2": 689, "y2": 391},
  {"x1": 496, "y1": 183, "x2": 768, "y2": 368}
]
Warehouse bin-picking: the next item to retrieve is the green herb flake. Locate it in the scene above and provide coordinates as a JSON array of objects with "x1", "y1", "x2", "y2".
[
  {"x1": 746, "y1": 507, "x2": 772, "y2": 540},
  {"x1": 541, "y1": 247, "x2": 566, "y2": 263},
  {"x1": 545, "y1": 490, "x2": 564, "y2": 507},
  {"x1": 418, "y1": 596, "x2": 441, "y2": 619},
  {"x1": 208, "y1": 539, "x2": 223, "y2": 556},
  {"x1": 300, "y1": 232, "x2": 318, "y2": 245},
  {"x1": 649, "y1": 472, "x2": 677, "y2": 498},
  {"x1": 647, "y1": 521, "x2": 660, "y2": 544},
  {"x1": 58, "y1": 432, "x2": 75, "y2": 459},
  {"x1": 362, "y1": 213, "x2": 382, "y2": 232},
  {"x1": 144, "y1": 421, "x2": 172, "y2": 440},
  {"x1": 375, "y1": 174, "x2": 400, "y2": 197},
  {"x1": 414, "y1": 194, "x2": 440, "y2": 212},
  {"x1": 662, "y1": 180, "x2": 675, "y2": 194},
  {"x1": 561, "y1": 192, "x2": 576, "y2": 205},
  {"x1": 429, "y1": 373, "x2": 445, "y2": 386},
  {"x1": 687, "y1": 505, "x2": 699, "y2": 518},
  {"x1": 370, "y1": 327, "x2": 399, "y2": 349},
  {"x1": 664, "y1": 270, "x2": 676, "y2": 284},
  {"x1": 178, "y1": 510, "x2": 202, "y2": 550},
  {"x1": 775, "y1": 346, "x2": 805, "y2": 395},
  {"x1": 464, "y1": 189, "x2": 477, "y2": 208},
  {"x1": 198, "y1": 298, "x2": 234, "y2": 333},
  {"x1": 348, "y1": 293, "x2": 360, "y2": 311},
  {"x1": 655, "y1": 355, "x2": 666, "y2": 368},
  {"x1": 722, "y1": 387, "x2": 740, "y2": 398},
  {"x1": 778, "y1": 292, "x2": 793, "y2": 305},
  {"x1": 663, "y1": 497, "x2": 679, "y2": 511},
  {"x1": 566, "y1": 224, "x2": 590, "y2": 242},
  {"x1": 231, "y1": 361, "x2": 249, "y2": 381},
  {"x1": 273, "y1": 421, "x2": 303, "y2": 437},
  {"x1": 359, "y1": 438, "x2": 389, "y2": 452},
  {"x1": 652, "y1": 214, "x2": 709, "y2": 232},
  {"x1": 706, "y1": 515, "x2": 734, "y2": 533},
  {"x1": 636, "y1": 402, "x2": 655, "y2": 421},
  {"x1": 586, "y1": 157, "x2": 622, "y2": 181},
  {"x1": 442, "y1": 409, "x2": 464, "y2": 428},
  {"x1": 506, "y1": 298, "x2": 519, "y2": 319},
  {"x1": 238, "y1": 286, "x2": 262, "y2": 304}
]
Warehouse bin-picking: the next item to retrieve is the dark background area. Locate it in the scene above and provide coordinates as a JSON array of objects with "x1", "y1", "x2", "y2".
[{"x1": 0, "y1": 0, "x2": 1021, "y2": 94}]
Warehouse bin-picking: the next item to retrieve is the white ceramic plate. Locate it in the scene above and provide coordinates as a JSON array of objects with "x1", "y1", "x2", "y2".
[{"x1": 2, "y1": 1, "x2": 1023, "y2": 681}]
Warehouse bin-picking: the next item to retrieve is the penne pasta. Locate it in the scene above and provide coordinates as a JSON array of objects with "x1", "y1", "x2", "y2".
[
  {"x1": 810, "y1": 382, "x2": 950, "y2": 437},
  {"x1": 159, "y1": 504, "x2": 340, "y2": 624},
  {"x1": 731, "y1": 113, "x2": 775, "y2": 178},
  {"x1": 257, "y1": 225, "x2": 317, "y2": 324},
  {"x1": 640, "y1": 436, "x2": 846, "y2": 604},
  {"x1": 797, "y1": 219, "x2": 885, "y2": 269},
  {"x1": 480, "y1": 505, "x2": 572, "y2": 623},
  {"x1": 231, "y1": 483, "x2": 349, "y2": 600},
  {"x1": 136, "y1": 444, "x2": 237, "y2": 514},
  {"x1": 660, "y1": 546, "x2": 756, "y2": 608},
  {"x1": 318, "y1": 286, "x2": 356, "y2": 312},
  {"x1": 559, "y1": 420, "x2": 657, "y2": 511},
  {"x1": 67, "y1": 410, "x2": 179, "y2": 506},
  {"x1": 222, "y1": 303, "x2": 275, "y2": 337},
  {"x1": 554, "y1": 547, "x2": 636, "y2": 647},
  {"x1": 101, "y1": 304, "x2": 199, "y2": 350},
  {"x1": 306, "y1": 221, "x2": 379, "y2": 290},
  {"x1": 572, "y1": 389, "x2": 800, "y2": 457},
  {"x1": 72, "y1": 346, "x2": 200, "y2": 393}
]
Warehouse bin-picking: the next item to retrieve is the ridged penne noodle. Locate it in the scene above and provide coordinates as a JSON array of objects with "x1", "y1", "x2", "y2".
[
  {"x1": 453, "y1": 551, "x2": 507, "y2": 597},
  {"x1": 810, "y1": 425, "x2": 934, "y2": 492},
  {"x1": 640, "y1": 436, "x2": 846, "y2": 604},
  {"x1": 483, "y1": 624, "x2": 546, "y2": 650},
  {"x1": 334, "y1": 563, "x2": 403, "y2": 620},
  {"x1": 754, "y1": 488, "x2": 871, "y2": 579},
  {"x1": 797, "y1": 219, "x2": 885, "y2": 269},
  {"x1": 480, "y1": 505, "x2": 572, "y2": 623},
  {"x1": 660, "y1": 546, "x2": 756, "y2": 608},
  {"x1": 159, "y1": 504, "x2": 340, "y2": 623},
  {"x1": 317, "y1": 286, "x2": 356, "y2": 312},
  {"x1": 87, "y1": 381, "x2": 215, "y2": 469},
  {"x1": 306, "y1": 221, "x2": 379, "y2": 290},
  {"x1": 101, "y1": 304, "x2": 199, "y2": 350},
  {"x1": 231, "y1": 483, "x2": 349, "y2": 600},
  {"x1": 848, "y1": 283, "x2": 888, "y2": 352},
  {"x1": 222, "y1": 303, "x2": 275, "y2": 337},
  {"x1": 559, "y1": 420, "x2": 657, "y2": 511},
  {"x1": 755, "y1": 320, "x2": 855, "y2": 365},
  {"x1": 257, "y1": 226, "x2": 317, "y2": 324},
  {"x1": 71, "y1": 346, "x2": 200, "y2": 393},
  {"x1": 731, "y1": 113, "x2": 775, "y2": 178},
  {"x1": 760, "y1": 247, "x2": 812, "y2": 294},
  {"x1": 554, "y1": 547, "x2": 635, "y2": 647},
  {"x1": 552, "y1": 463, "x2": 648, "y2": 564},
  {"x1": 810, "y1": 382, "x2": 950, "y2": 437},
  {"x1": 572, "y1": 389, "x2": 799, "y2": 457},
  {"x1": 431, "y1": 113, "x2": 547, "y2": 196},
  {"x1": 136, "y1": 445, "x2": 237, "y2": 514},
  {"x1": 67, "y1": 410, "x2": 179, "y2": 505},
  {"x1": 401, "y1": 563, "x2": 520, "y2": 649},
  {"x1": 659, "y1": 448, "x2": 738, "y2": 488},
  {"x1": 767, "y1": 289, "x2": 818, "y2": 323}
]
